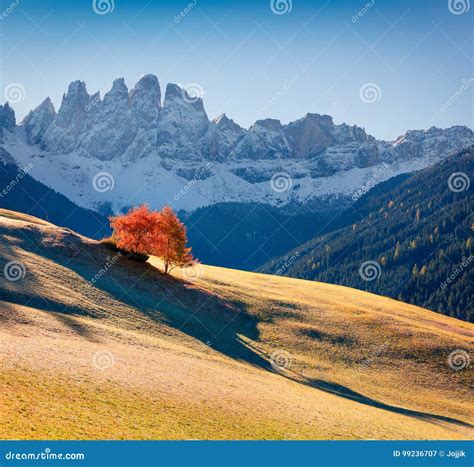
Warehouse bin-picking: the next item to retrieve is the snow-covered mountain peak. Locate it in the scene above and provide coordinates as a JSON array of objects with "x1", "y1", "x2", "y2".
[
  {"x1": 231, "y1": 118, "x2": 293, "y2": 160},
  {"x1": 303, "y1": 112, "x2": 333, "y2": 125},
  {"x1": 0, "y1": 102, "x2": 16, "y2": 132},
  {"x1": 22, "y1": 97, "x2": 56, "y2": 145},
  {"x1": 213, "y1": 113, "x2": 242, "y2": 130},
  {"x1": 163, "y1": 83, "x2": 206, "y2": 113},
  {"x1": 164, "y1": 83, "x2": 183, "y2": 100},
  {"x1": 102, "y1": 78, "x2": 128, "y2": 112},
  {"x1": 203, "y1": 113, "x2": 245, "y2": 160},
  {"x1": 129, "y1": 74, "x2": 161, "y2": 128},
  {"x1": 0, "y1": 103, "x2": 16, "y2": 143},
  {"x1": 34, "y1": 96, "x2": 56, "y2": 114},
  {"x1": 65, "y1": 80, "x2": 88, "y2": 96},
  {"x1": 157, "y1": 83, "x2": 209, "y2": 158},
  {"x1": 55, "y1": 80, "x2": 90, "y2": 128},
  {"x1": 105, "y1": 78, "x2": 128, "y2": 97},
  {"x1": 285, "y1": 114, "x2": 335, "y2": 157},
  {"x1": 254, "y1": 118, "x2": 283, "y2": 131},
  {"x1": 130, "y1": 74, "x2": 161, "y2": 105},
  {"x1": 2, "y1": 75, "x2": 473, "y2": 215}
]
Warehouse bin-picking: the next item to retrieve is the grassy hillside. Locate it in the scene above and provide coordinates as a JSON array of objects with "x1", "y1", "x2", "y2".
[
  {"x1": 0, "y1": 210, "x2": 472, "y2": 440},
  {"x1": 260, "y1": 147, "x2": 474, "y2": 322}
]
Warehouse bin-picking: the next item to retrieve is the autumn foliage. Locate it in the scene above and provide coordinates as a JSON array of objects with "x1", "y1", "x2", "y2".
[{"x1": 109, "y1": 204, "x2": 195, "y2": 273}]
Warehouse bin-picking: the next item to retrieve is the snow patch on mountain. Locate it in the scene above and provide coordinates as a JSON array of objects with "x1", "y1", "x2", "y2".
[
  {"x1": 4, "y1": 125, "x2": 471, "y2": 215},
  {"x1": 1, "y1": 75, "x2": 473, "y2": 214}
]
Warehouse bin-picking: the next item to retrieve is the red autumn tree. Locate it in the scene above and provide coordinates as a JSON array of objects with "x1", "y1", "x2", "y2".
[
  {"x1": 158, "y1": 206, "x2": 195, "y2": 273},
  {"x1": 110, "y1": 204, "x2": 162, "y2": 255},
  {"x1": 109, "y1": 204, "x2": 195, "y2": 273}
]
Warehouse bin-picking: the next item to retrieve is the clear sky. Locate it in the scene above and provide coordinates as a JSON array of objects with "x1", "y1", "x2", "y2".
[{"x1": 0, "y1": 0, "x2": 472, "y2": 140}]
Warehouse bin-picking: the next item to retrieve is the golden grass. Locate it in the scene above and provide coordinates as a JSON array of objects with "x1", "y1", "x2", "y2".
[
  {"x1": 0, "y1": 210, "x2": 473, "y2": 440},
  {"x1": 0, "y1": 209, "x2": 55, "y2": 227}
]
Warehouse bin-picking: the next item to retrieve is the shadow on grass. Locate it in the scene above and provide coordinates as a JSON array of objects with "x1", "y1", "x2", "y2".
[
  {"x1": 0, "y1": 300, "x2": 101, "y2": 342},
  {"x1": 0, "y1": 223, "x2": 270, "y2": 368},
  {"x1": 234, "y1": 336, "x2": 472, "y2": 428},
  {"x1": 290, "y1": 374, "x2": 473, "y2": 429},
  {"x1": 0, "y1": 221, "x2": 470, "y2": 430}
]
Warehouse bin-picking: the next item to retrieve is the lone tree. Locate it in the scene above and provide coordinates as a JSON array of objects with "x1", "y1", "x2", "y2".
[
  {"x1": 159, "y1": 206, "x2": 194, "y2": 273},
  {"x1": 110, "y1": 205, "x2": 161, "y2": 256},
  {"x1": 109, "y1": 204, "x2": 195, "y2": 273}
]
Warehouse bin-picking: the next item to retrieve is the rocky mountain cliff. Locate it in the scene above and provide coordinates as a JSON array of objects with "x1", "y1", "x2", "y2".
[{"x1": 1, "y1": 75, "x2": 473, "y2": 214}]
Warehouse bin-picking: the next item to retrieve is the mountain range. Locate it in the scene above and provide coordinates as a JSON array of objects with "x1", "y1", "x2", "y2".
[
  {"x1": 0, "y1": 76, "x2": 473, "y2": 306},
  {"x1": 1, "y1": 75, "x2": 472, "y2": 217}
]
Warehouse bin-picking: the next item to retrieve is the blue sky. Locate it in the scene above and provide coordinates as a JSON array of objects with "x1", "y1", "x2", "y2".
[{"x1": 1, "y1": 0, "x2": 472, "y2": 140}]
